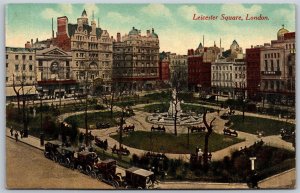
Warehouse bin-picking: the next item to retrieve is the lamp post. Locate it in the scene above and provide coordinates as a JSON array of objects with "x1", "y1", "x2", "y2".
[
  {"x1": 39, "y1": 93, "x2": 44, "y2": 146},
  {"x1": 119, "y1": 106, "x2": 131, "y2": 150}
]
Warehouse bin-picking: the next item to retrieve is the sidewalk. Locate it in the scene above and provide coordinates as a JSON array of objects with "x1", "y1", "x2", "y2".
[{"x1": 6, "y1": 128, "x2": 45, "y2": 151}]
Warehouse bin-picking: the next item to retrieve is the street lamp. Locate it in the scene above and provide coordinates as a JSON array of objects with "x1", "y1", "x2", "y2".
[
  {"x1": 118, "y1": 106, "x2": 132, "y2": 150},
  {"x1": 39, "y1": 93, "x2": 44, "y2": 146}
]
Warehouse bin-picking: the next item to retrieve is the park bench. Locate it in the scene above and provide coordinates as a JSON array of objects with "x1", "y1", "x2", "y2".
[
  {"x1": 223, "y1": 128, "x2": 238, "y2": 137},
  {"x1": 151, "y1": 125, "x2": 166, "y2": 132}
]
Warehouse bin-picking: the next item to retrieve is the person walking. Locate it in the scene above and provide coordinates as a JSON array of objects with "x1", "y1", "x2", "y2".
[
  {"x1": 20, "y1": 129, "x2": 24, "y2": 138},
  {"x1": 10, "y1": 128, "x2": 14, "y2": 136},
  {"x1": 14, "y1": 131, "x2": 19, "y2": 142}
]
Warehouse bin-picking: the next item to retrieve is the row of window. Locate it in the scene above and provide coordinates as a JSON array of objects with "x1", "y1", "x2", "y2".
[
  {"x1": 212, "y1": 82, "x2": 246, "y2": 88},
  {"x1": 264, "y1": 59, "x2": 280, "y2": 71},
  {"x1": 212, "y1": 73, "x2": 246, "y2": 80},
  {"x1": 6, "y1": 76, "x2": 33, "y2": 82},
  {"x1": 264, "y1": 52, "x2": 280, "y2": 59},
  {"x1": 6, "y1": 54, "x2": 33, "y2": 60},
  {"x1": 212, "y1": 65, "x2": 246, "y2": 71},
  {"x1": 13, "y1": 64, "x2": 33, "y2": 71},
  {"x1": 285, "y1": 43, "x2": 295, "y2": 50}
]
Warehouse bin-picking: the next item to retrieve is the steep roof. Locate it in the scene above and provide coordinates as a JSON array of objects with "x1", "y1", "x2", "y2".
[{"x1": 68, "y1": 23, "x2": 102, "y2": 38}]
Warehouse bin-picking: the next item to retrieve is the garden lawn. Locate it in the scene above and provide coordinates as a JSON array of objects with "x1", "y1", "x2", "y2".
[
  {"x1": 229, "y1": 115, "x2": 295, "y2": 136},
  {"x1": 65, "y1": 111, "x2": 120, "y2": 128},
  {"x1": 111, "y1": 131, "x2": 244, "y2": 154}
]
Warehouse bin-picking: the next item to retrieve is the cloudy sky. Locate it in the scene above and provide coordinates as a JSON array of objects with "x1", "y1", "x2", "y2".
[{"x1": 6, "y1": 3, "x2": 295, "y2": 54}]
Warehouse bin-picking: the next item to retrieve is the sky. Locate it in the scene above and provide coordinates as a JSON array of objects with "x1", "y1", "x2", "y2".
[{"x1": 5, "y1": 3, "x2": 295, "y2": 54}]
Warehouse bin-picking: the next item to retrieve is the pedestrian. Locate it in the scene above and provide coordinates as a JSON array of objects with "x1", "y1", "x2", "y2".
[
  {"x1": 10, "y1": 128, "x2": 13, "y2": 136},
  {"x1": 20, "y1": 129, "x2": 24, "y2": 138},
  {"x1": 14, "y1": 131, "x2": 19, "y2": 142}
]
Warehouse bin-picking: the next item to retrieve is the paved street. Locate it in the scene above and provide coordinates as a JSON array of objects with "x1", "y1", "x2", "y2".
[{"x1": 6, "y1": 137, "x2": 113, "y2": 189}]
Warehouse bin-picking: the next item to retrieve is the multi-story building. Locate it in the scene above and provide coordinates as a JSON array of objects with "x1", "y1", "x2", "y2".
[
  {"x1": 188, "y1": 42, "x2": 221, "y2": 93},
  {"x1": 245, "y1": 46, "x2": 261, "y2": 100},
  {"x1": 211, "y1": 40, "x2": 246, "y2": 99},
  {"x1": 35, "y1": 46, "x2": 77, "y2": 99},
  {"x1": 259, "y1": 25, "x2": 295, "y2": 104},
  {"x1": 159, "y1": 52, "x2": 170, "y2": 83},
  {"x1": 30, "y1": 10, "x2": 113, "y2": 94},
  {"x1": 6, "y1": 47, "x2": 37, "y2": 99},
  {"x1": 169, "y1": 54, "x2": 188, "y2": 88},
  {"x1": 211, "y1": 61, "x2": 246, "y2": 98},
  {"x1": 112, "y1": 27, "x2": 160, "y2": 91}
]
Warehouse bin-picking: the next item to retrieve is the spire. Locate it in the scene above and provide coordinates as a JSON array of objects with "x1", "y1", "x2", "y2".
[
  {"x1": 82, "y1": 9, "x2": 87, "y2": 17},
  {"x1": 203, "y1": 35, "x2": 205, "y2": 47},
  {"x1": 214, "y1": 41, "x2": 216, "y2": 47},
  {"x1": 92, "y1": 11, "x2": 95, "y2": 21},
  {"x1": 98, "y1": 18, "x2": 100, "y2": 27}
]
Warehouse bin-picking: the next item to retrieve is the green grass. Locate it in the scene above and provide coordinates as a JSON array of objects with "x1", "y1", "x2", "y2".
[
  {"x1": 229, "y1": 115, "x2": 295, "y2": 136},
  {"x1": 111, "y1": 131, "x2": 244, "y2": 154},
  {"x1": 181, "y1": 104, "x2": 215, "y2": 114},
  {"x1": 65, "y1": 111, "x2": 120, "y2": 128}
]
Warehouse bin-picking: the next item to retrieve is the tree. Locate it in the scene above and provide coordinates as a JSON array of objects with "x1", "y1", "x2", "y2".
[
  {"x1": 97, "y1": 83, "x2": 126, "y2": 119},
  {"x1": 170, "y1": 71, "x2": 186, "y2": 136},
  {"x1": 202, "y1": 109, "x2": 216, "y2": 169},
  {"x1": 12, "y1": 73, "x2": 34, "y2": 137}
]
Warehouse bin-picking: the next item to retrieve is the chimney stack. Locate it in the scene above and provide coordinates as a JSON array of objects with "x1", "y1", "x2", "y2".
[
  {"x1": 117, "y1": 33, "x2": 121, "y2": 42},
  {"x1": 147, "y1": 30, "x2": 150, "y2": 37}
]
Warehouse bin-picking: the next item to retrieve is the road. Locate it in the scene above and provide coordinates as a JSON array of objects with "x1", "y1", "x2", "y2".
[{"x1": 6, "y1": 137, "x2": 113, "y2": 189}]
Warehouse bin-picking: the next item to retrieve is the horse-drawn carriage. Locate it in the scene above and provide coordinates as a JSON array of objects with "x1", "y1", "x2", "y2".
[
  {"x1": 95, "y1": 137, "x2": 108, "y2": 150},
  {"x1": 44, "y1": 140, "x2": 62, "y2": 160},
  {"x1": 125, "y1": 167, "x2": 158, "y2": 189}
]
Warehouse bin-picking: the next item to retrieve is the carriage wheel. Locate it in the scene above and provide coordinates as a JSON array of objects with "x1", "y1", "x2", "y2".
[
  {"x1": 137, "y1": 186, "x2": 143, "y2": 189},
  {"x1": 69, "y1": 162, "x2": 75, "y2": 170},
  {"x1": 97, "y1": 173, "x2": 103, "y2": 181},
  {"x1": 44, "y1": 152, "x2": 49, "y2": 159},
  {"x1": 65, "y1": 158, "x2": 71, "y2": 167},
  {"x1": 111, "y1": 180, "x2": 119, "y2": 188},
  {"x1": 91, "y1": 171, "x2": 97, "y2": 179},
  {"x1": 50, "y1": 154, "x2": 55, "y2": 161},
  {"x1": 86, "y1": 165, "x2": 92, "y2": 175},
  {"x1": 77, "y1": 165, "x2": 83, "y2": 172},
  {"x1": 54, "y1": 155, "x2": 59, "y2": 162}
]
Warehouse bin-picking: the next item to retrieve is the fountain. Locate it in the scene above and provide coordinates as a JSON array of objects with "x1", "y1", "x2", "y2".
[{"x1": 147, "y1": 89, "x2": 203, "y2": 126}]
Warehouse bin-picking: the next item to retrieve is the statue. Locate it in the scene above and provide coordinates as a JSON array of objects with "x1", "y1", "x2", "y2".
[{"x1": 168, "y1": 89, "x2": 183, "y2": 117}]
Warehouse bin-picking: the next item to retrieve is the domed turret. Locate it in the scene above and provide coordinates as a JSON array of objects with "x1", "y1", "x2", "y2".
[
  {"x1": 151, "y1": 28, "x2": 158, "y2": 38},
  {"x1": 129, "y1": 27, "x2": 139, "y2": 36},
  {"x1": 277, "y1": 25, "x2": 289, "y2": 40}
]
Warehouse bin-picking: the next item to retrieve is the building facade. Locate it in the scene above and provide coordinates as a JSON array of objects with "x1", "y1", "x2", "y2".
[
  {"x1": 169, "y1": 54, "x2": 188, "y2": 88},
  {"x1": 6, "y1": 47, "x2": 37, "y2": 98},
  {"x1": 188, "y1": 42, "x2": 220, "y2": 93},
  {"x1": 211, "y1": 59, "x2": 246, "y2": 99},
  {"x1": 159, "y1": 52, "x2": 170, "y2": 82},
  {"x1": 35, "y1": 46, "x2": 77, "y2": 99},
  {"x1": 246, "y1": 46, "x2": 261, "y2": 99},
  {"x1": 112, "y1": 27, "x2": 160, "y2": 91},
  {"x1": 259, "y1": 26, "x2": 295, "y2": 104}
]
